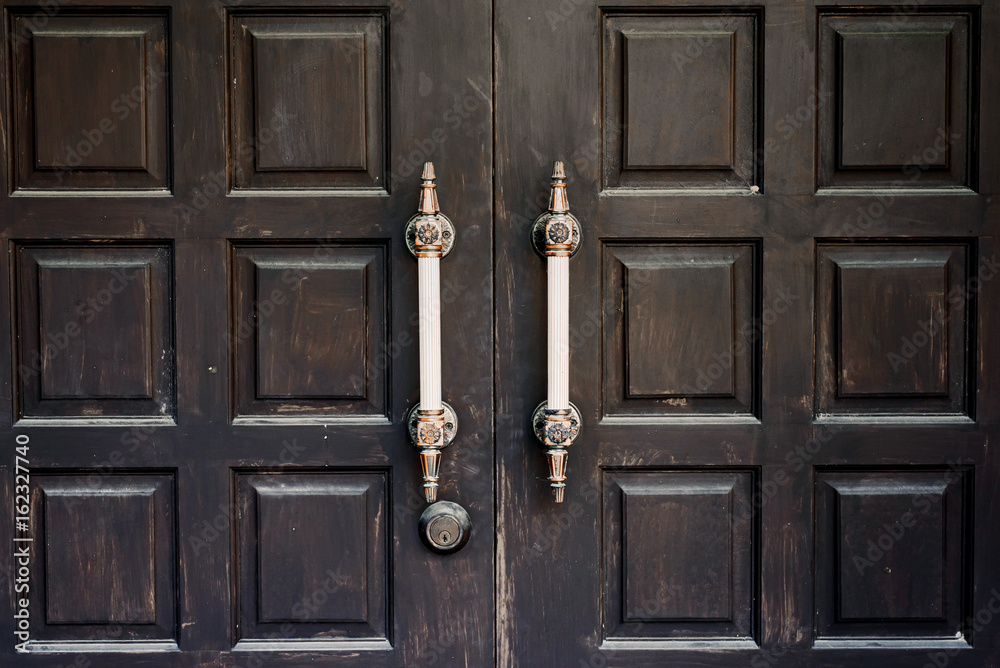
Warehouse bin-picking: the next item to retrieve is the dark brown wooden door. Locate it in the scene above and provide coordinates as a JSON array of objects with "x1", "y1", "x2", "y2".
[
  {"x1": 496, "y1": 0, "x2": 1000, "y2": 666},
  {"x1": 3, "y1": 0, "x2": 1000, "y2": 667},
  {"x1": 0, "y1": 0, "x2": 494, "y2": 665}
]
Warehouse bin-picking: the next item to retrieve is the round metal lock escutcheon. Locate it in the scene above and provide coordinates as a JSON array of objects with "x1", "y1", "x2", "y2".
[{"x1": 418, "y1": 501, "x2": 472, "y2": 554}]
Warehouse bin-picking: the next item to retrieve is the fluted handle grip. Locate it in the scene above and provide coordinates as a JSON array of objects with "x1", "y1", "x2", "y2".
[
  {"x1": 530, "y1": 162, "x2": 582, "y2": 503},
  {"x1": 406, "y1": 163, "x2": 457, "y2": 504}
]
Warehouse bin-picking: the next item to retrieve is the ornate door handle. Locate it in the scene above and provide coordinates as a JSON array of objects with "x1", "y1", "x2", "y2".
[
  {"x1": 531, "y1": 162, "x2": 582, "y2": 503},
  {"x1": 406, "y1": 162, "x2": 458, "y2": 504}
]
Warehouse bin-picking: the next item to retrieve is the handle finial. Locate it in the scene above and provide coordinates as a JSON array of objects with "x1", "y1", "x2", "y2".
[
  {"x1": 418, "y1": 161, "x2": 438, "y2": 215},
  {"x1": 548, "y1": 161, "x2": 570, "y2": 214}
]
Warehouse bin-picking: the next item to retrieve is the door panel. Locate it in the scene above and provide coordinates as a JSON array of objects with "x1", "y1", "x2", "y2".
[
  {"x1": 814, "y1": 468, "x2": 972, "y2": 643},
  {"x1": 1, "y1": 0, "x2": 493, "y2": 665},
  {"x1": 9, "y1": 10, "x2": 171, "y2": 192},
  {"x1": 14, "y1": 243, "x2": 175, "y2": 420},
  {"x1": 234, "y1": 471, "x2": 389, "y2": 646},
  {"x1": 817, "y1": 11, "x2": 973, "y2": 190},
  {"x1": 602, "y1": 242, "x2": 760, "y2": 419},
  {"x1": 602, "y1": 469, "x2": 758, "y2": 645},
  {"x1": 602, "y1": 10, "x2": 760, "y2": 190},
  {"x1": 229, "y1": 11, "x2": 387, "y2": 191},
  {"x1": 29, "y1": 473, "x2": 177, "y2": 645},
  {"x1": 496, "y1": 0, "x2": 1000, "y2": 666}
]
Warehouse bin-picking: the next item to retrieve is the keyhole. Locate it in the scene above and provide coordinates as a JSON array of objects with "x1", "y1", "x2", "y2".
[{"x1": 421, "y1": 505, "x2": 469, "y2": 553}]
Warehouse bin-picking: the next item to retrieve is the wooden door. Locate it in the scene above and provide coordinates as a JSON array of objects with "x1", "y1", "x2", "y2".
[
  {"x1": 0, "y1": 1, "x2": 493, "y2": 665},
  {"x1": 496, "y1": 0, "x2": 1000, "y2": 666},
  {"x1": 4, "y1": 0, "x2": 1000, "y2": 666}
]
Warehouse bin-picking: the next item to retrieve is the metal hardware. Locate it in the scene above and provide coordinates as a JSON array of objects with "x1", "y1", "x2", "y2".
[
  {"x1": 532, "y1": 401, "x2": 583, "y2": 504},
  {"x1": 407, "y1": 401, "x2": 459, "y2": 504},
  {"x1": 406, "y1": 162, "x2": 458, "y2": 504},
  {"x1": 531, "y1": 161, "x2": 583, "y2": 503},
  {"x1": 418, "y1": 500, "x2": 472, "y2": 554},
  {"x1": 531, "y1": 162, "x2": 581, "y2": 258}
]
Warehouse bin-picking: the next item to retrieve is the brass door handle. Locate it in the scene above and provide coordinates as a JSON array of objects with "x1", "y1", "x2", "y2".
[
  {"x1": 531, "y1": 162, "x2": 582, "y2": 503},
  {"x1": 406, "y1": 162, "x2": 458, "y2": 504}
]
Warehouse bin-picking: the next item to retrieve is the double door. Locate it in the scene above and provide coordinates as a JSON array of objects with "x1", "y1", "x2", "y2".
[{"x1": 2, "y1": 0, "x2": 999, "y2": 666}]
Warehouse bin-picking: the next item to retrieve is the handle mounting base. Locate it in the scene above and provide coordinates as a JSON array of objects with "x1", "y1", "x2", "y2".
[
  {"x1": 532, "y1": 401, "x2": 582, "y2": 503},
  {"x1": 406, "y1": 213, "x2": 456, "y2": 258}
]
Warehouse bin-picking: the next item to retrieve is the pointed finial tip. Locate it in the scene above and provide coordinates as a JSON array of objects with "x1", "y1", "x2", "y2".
[
  {"x1": 422, "y1": 162, "x2": 436, "y2": 181},
  {"x1": 552, "y1": 161, "x2": 565, "y2": 179}
]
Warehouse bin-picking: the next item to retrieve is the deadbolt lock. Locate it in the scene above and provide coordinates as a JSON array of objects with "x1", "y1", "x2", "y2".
[{"x1": 418, "y1": 500, "x2": 472, "y2": 554}]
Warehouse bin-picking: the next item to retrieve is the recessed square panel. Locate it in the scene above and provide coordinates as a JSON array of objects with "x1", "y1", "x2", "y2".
[
  {"x1": 603, "y1": 12, "x2": 759, "y2": 191},
  {"x1": 603, "y1": 243, "x2": 759, "y2": 420},
  {"x1": 838, "y1": 260, "x2": 948, "y2": 397},
  {"x1": 230, "y1": 13, "x2": 386, "y2": 192},
  {"x1": 38, "y1": 264, "x2": 154, "y2": 400},
  {"x1": 839, "y1": 32, "x2": 949, "y2": 170},
  {"x1": 816, "y1": 243, "x2": 970, "y2": 419},
  {"x1": 255, "y1": 260, "x2": 368, "y2": 399},
  {"x1": 9, "y1": 12, "x2": 170, "y2": 192},
  {"x1": 30, "y1": 473, "x2": 176, "y2": 643},
  {"x1": 816, "y1": 469, "x2": 970, "y2": 642},
  {"x1": 253, "y1": 33, "x2": 366, "y2": 171},
  {"x1": 624, "y1": 31, "x2": 734, "y2": 169},
  {"x1": 626, "y1": 255, "x2": 735, "y2": 398},
  {"x1": 232, "y1": 244, "x2": 387, "y2": 421},
  {"x1": 604, "y1": 470, "x2": 756, "y2": 641},
  {"x1": 14, "y1": 244, "x2": 175, "y2": 422},
  {"x1": 33, "y1": 33, "x2": 147, "y2": 170},
  {"x1": 818, "y1": 12, "x2": 973, "y2": 189},
  {"x1": 236, "y1": 472, "x2": 388, "y2": 642}
]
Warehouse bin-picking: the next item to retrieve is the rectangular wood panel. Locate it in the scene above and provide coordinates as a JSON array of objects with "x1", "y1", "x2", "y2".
[
  {"x1": 603, "y1": 470, "x2": 757, "y2": 643},
  {"x1": 816, "y1": 242, "x2": 971, "y2": 419},
  {"x1": 236, "y1": 471, "x2": 388, "y2": 644},
  {"x1": 625, "y1": 31, "x2": 734, "y2": 169},
  {"x1": 603, "y1": 242, "x2": 759, "y2": 420},
  {"x1": 230, "y1": 12, "x2": 386, "y2": 192},
  {"x1": 29, "y1": 473, "x2": 176, "y2": 644},
  {"x1": 38, "y1": 263, "x2": 153, "y2": 400},
  {"x1": 253, "y1": 33, "x2": 367, "y2": 171},
  {"x1": 9, "y1": 11, "x2": 170, "y2": 191},
  {"x1": 818, "y1": 11, "x2": 973, "y2": 189},
  {"x1": 33, "y1": 32, "x2": 148, "y2": 170},
  {"x1": 254, "y1": 257, "x2": 368, "y2": 399},
  {"x1": 232, "y1": 244, "x2": 387, "y2": 421},
  {"x1": 815, "y1": 469, "x2": 971, "y2": 644},
  {"x1": 603, "y1": 11, "x2": 759, "y2": 191},
  {"x1": 45, "y1": 484, "x2": 157, "y2": 623},
  {"x1": 256, "y1": 480, "x2": 369, "y2": 623},
  {"x1": 838, "y1": 259, "x2": 949, "y2": 397},
  {"x1": 14, "y1": 243, "x2": 175, "y2": 422}
]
